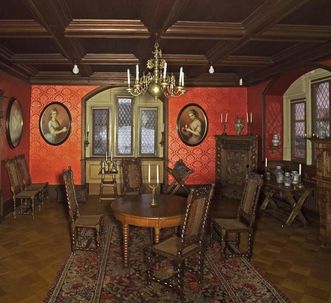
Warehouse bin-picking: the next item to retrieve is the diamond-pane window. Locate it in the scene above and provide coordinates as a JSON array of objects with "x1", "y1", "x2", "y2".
[
  {"x1": 312, "y1": 80, "x2": 330, "y2": 138},
  {"x1": 117, "y1": 98, "x2": 133, "y2": 155},
  {"x1": 291, "y1": 99, "x2": 306, "y2": 160},
  {"x1": 140, "y1": 108, "x2": 157, "y2": 155},
  {"x1": 93, "y1": 109, "x2": 108, "y2": 155}
]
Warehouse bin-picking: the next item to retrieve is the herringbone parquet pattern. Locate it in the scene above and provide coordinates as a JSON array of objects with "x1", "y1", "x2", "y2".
[{"x1": 0, "y1": 196, "x2": 330, "y2": 302}]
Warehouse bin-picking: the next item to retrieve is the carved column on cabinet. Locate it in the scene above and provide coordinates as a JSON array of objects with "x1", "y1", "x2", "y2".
[
  {"x1": 215, "y1": 135, "x2": 258, "y2": 200},
  {"x1": 314, "y1": 139, "x2": 331, "y2": 246}
]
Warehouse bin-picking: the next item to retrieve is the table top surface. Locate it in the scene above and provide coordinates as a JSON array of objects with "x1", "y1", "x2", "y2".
[
  {"x1": 263, "y1": 179, "x2": 313, "y2": 192},
  {"x1": 111, "y1": 194, "x2": 187, "y2": 219}
]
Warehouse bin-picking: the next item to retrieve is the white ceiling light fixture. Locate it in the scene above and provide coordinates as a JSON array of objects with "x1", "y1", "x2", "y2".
[
  {"x1": 209, "y1": 64, "x2": 215, "y2": 74},
  {"x1": 72, "y1": 64, "x2": 79, "y2": 75}
]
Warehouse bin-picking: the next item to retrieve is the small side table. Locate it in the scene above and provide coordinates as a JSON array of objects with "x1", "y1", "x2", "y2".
[{"x1": 99, "y1": 160, "x2": 118, "y2": 202}]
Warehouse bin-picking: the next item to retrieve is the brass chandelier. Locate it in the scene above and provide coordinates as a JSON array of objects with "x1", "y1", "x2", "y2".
[{"x1": 126, "y1": 42, "x2": 186, "y2": 100}]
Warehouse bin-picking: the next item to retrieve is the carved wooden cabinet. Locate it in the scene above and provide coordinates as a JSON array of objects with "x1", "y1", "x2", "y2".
[
  {"x1": 215, "y1": 135, "x2": 258, "y2": 200},
  {"x1": 314, "y1": 139, "x2": 331, "y2": 246}
]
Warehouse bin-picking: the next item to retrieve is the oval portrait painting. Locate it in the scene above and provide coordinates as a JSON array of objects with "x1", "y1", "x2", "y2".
[
  {"x1": 6, "y1": 98, "x2": 24, "y2": 148},
  {"x1": 177, "y1": 103, "x2": 208, "y2": 146},
  {"x1": 39, "y1": 102, "x2": 71, "y2": 145}
]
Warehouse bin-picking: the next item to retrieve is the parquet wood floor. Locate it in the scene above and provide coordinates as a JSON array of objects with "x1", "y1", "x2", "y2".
[{"x1": 0, "y1": 196, "x2": 330, "y2": 302}]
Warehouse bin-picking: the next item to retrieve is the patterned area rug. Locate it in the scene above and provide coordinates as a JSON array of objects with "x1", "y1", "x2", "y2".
[{"x1": 45, "y1": 217, "x2": 289, "y2": 303}]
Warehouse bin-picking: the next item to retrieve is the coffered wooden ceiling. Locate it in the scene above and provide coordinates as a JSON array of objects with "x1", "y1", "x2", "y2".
[{"x1": 1, "y1": 0, "x2": 331, "y2": 87}]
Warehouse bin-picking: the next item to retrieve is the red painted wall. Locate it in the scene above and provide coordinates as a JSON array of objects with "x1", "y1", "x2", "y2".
[
  {"x1": 0, "y1": 71, "x2": 31, "y2": 203},
  {"x1": 30, "y1": 85, "x2": 96, "y2": 185},
  {"x1": 265, "y1": 95, "x2": 283, "y2": 159},
  {"x1": 168, "y1": 87, "x2": 247, "y2": 184}
]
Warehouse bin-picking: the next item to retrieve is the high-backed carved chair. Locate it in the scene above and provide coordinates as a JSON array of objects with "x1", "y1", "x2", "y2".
[
  {"x1": 211, "y1": 173, "x2": 263, "y2": 259},
  {"x1": 166, "y1": 159, "x2": 193, "y2": 195},
  {"x1": 5, "y1": 159, "x2": 41, "y2": 219},
  {"x1": 145, "y1": 184, "x2": 215, "y2": 299},
  {"x1": 15, "y1": 154, "x2": 48, "y2": 206},
  {"x1": 121, "y1": 158, "x2": 143, "y2": 195},
  {"x1": 63, "y1": 167, "x2": 104, "y2": 253}
]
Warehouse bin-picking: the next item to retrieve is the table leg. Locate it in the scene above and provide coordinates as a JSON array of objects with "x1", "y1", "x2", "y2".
[
  {"x1": 284, "y1": 190, "x2": 310, "y2": 226},
  {"x1": 154, "y1": 227, "x2": 160, "y2": 243},
  {"x1": 123, "y1": 224, "x2": 129, "y2": 267},
  {"x1": 260, "y1": 189, "x2": 277, "y2": 211}
]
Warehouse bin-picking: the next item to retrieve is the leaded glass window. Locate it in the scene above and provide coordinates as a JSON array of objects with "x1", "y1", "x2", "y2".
[
  {"x1": 117, "y1": 98, "x2": 133, "y2": 155},
  {"x1": 312, "y1": 80, "x2": 330, "y2": 138},
  {"x1": 140, "y1": 108, "x2": 157, "y2": 155},
  {"x1": 291, "y1": 99, "x2": 306, "y2": 160},
  {"x1": 92, "y1": 109, "x2": 108, "y2": 155}
]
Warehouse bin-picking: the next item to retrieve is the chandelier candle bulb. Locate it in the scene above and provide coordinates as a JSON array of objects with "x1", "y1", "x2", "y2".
[
  {"x1": 105, "y1": 152, "x2": 108, "y2": 162},
  {"x1": 221, "y1": 113, "x2": 223, "y2": 123},
  {"x1": 250, "y1": 112, "x2": 253, "y2": 123},
  {"x1": 87, "y1": 124, "x2": 89, "y2": 133},
  {"x1": 148, "y1": 163, "x2": 151, "y2": 183},
  {"x1": 225, "y1": 113, "x2": 228, "y2": 123},
  {"x1": 163, "y1": 62, "x2": 167, "y2": 79},
  {"x1": 182, "y1": 71, "x2": 185, "y2": 86},
  {"x1": 127, "y1": 69, "x2": 130, "y2": 86},
  {"x1": 299, "y1": 163, "x2": 302, "y2": 175},
  {"x1": 246, "y1": 112, "x2": 249, "y2": 122},
  {"x1": 136, "y1": 64, "x2": 139, "y2": 81},
  {"x1": 265, "y1": 157, "x2": 268, "y2": 168},
  {"x1": 157, "y1": 164, "x2": 159, "y2": 184}
]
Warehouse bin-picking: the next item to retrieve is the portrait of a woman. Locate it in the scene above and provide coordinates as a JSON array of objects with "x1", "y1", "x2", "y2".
[{"x1": 39, "y1": 102, "x2": 71, "y2": 145}]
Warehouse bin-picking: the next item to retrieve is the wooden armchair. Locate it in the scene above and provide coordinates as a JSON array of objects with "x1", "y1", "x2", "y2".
[
  {"x1": 166, "y1": 159, "x2": 193, "y2": 195},
  {"x1": 211, "y1": 173, "x2": 263, "y2": 259},
  {"x1": 145, "y1": 184, "x2": 215, "y2": 299},
  {"x1": 5, "y1": 159, "x2": 41, "y2": 219},
  {"x1": 15, "y1": 154, "x2": 48, "y2": 206},
  {"x1": 63, "y1": 167, "x2": 104, "y2": 253},
  {"x1": 121, "y1": 158, "x2": 143, "y2": 195}
]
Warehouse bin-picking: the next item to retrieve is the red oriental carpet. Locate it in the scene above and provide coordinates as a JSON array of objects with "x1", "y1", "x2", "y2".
[{"x1": 44, "y1": 217, "x2": 290, "y2": 302}]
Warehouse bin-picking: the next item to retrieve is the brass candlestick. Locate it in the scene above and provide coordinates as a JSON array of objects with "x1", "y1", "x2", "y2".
[
  {"x1": 148, "y1": 183, "x2": 158, "y2": 207},
  {"x1": 221, "y1": 122, "x2": 227, "y2": 135}
]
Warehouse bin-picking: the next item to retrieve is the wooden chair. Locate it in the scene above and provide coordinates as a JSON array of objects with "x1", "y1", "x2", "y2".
[
  {"x1": 15, "y1": 154, "x2": 48, "y2": 206},
  {"x1": 5, "y1": 159, "x2": 41, "y2": 219},
  {"x1": 211, "y1": 173, "x2": 263, "y2": 259},
  {"x1": 145, "y1": 184, "x2": 215, "y2": 299},
  {"x1": 121, "y1": 158, "x2": 143, "y2": 195},
  {"x1": 63, "y1": 167, "x2": 104, "y2": 253},
  {"x1": 166, "y1": 159, "x2": 193, "y2": 195}
]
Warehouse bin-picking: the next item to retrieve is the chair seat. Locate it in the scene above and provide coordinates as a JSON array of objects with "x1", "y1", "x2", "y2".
[
  {"x1": 153, "y1": 236, "x2": 199, "y2": 257},
  {"x1": 26, "y1": 182, "x2": 48, "y2": 189},
  {"x1": 213, "y1": 218, "x2": 249, "y2": 232},
  {"x1": 76, "y1": 214, "x2": 103, "y2": 227},
  {"x1": 16, "y1": 189, "x2": 40, "y2": 198}
]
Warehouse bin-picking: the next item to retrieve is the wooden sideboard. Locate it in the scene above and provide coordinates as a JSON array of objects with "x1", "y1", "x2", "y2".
[
  {"x1": 314, "y1": 139, "x2": 331, "y2": 246},
  {"x1": 214, "y1": 135, "x2": 258, "y2": 206}
]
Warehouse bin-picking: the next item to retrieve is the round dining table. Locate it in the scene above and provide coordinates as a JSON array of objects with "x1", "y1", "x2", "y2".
[{"x1": 111, "y1": 193, "x2": 187, "y2": 267}]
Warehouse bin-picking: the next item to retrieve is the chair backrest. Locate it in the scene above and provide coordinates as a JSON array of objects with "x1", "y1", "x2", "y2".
[
  {"x1": 179, "y1": 184, "x2": 215, "y2": 252},
  {"x1": 238, "y1": 172, "x2": 263, "y2": 228},
  {"x1": 63, "y1": 167, "x2": 80, "y2": 222},
  {"x1": 121, "y1": 158, "x2": 143, "y2": 194},
  {"x1": 5, "y1": 159, "x2": 22, "y2": 194},
  {"x1": 15, "y1": 154, "x2": 32, "y2": 187},
  {"x1": 168, "y1": 159, "x2": 193, "y2": 185}
]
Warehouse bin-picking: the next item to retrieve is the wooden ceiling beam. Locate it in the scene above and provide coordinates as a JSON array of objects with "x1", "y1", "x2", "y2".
[
  {"x1": 11, "y1": 53, "x2": 68, "y2": 64},
  {"x1": 208, "y1": 0, "x2": 310, "y2": 63},
  {"x1": 245, "y1": 40, "x2": 331, "y2": 84},
  {"x1": 24, "y1": 0, "x2": 92, "y2": 76},
  {"x1": 0, "y1": 20, "x2": 49, "y2": 37},
  {"x1": 65, "y1": 19, "x2": 149, "y2": 38}
]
